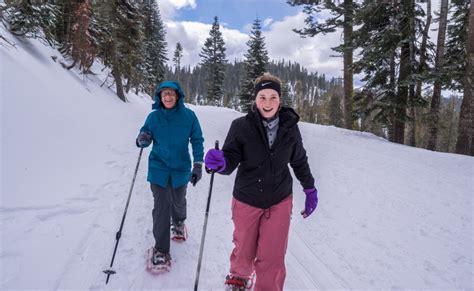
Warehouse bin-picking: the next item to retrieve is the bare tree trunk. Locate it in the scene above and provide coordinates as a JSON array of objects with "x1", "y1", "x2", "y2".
[
  {"x1": 409, "y1": 0, "x2": 432, "y2": 147},
  {"x1": 456, "y1": 1, "x2": 474, "y2": 155},
  {"x1": 406, "y1": 0, "x2": 422, "y2": 147},
  {"x1": 407, "y1": 85, "x2": 416, "y2": 145},
  {"x1": 387, "y1": 49, "x2": 397, "y2": 142},
  {"x1": 415, "y1": 0, "x2": 432, "y2": 100},
  {"x1": 111, "y1": 41, "x2": 126, "y2": 102},
  {"x1": 427, "y1": 0, "x2": 449, "y2": 151},
  {"x1": 470, "y1": 116, "x2": 474, "y2": 155},
  {"x1": 125, "y1": 78, "x2": 131, "y2": 94},
  {"x1": 64, "y1": 2, "x2": 72, "y2": 53},
  {"x1": 343, "y1": 0, "x2": 354, "y2": 130},
  {"x1": 112, "y1": 67, "x2": 126, "y2": 102},
  {"x1": 445, "y1": 97, "x2": 457, "y2": 152},
  {"x1": 394, "y1": 0, "x2": 413, "y2": 144}
]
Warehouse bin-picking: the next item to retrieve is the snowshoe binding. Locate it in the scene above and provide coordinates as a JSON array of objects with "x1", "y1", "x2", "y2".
[
  {"x1": 146, "y1": 247, "x2": 171, "y2": 273},
  {"x1": 224, "y1": 273, "x2": 255, "y2": 290},
  {"x1": 171, "y1": 221, "x2": 188, "y2": 241}
]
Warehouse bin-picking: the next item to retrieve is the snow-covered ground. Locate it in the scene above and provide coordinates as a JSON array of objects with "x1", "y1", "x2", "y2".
[{"x1": 1, "y1": 28, "x2": 473, "y2": 290}]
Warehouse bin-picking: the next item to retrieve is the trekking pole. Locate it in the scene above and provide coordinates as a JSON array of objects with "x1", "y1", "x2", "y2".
[
  {"x1": 103, "y1": 147, "x2": 144, "y2": 284},
  {"x1": 194, "y1": 140, "x2": 219, "y2": 291}
]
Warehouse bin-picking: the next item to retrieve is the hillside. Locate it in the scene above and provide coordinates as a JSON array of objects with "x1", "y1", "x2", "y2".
[{"x1": 1, "y1": 30, "x2": 473, "y2": 290}]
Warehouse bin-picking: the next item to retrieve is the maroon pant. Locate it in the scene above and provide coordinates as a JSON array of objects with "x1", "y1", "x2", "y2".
[{"x1": 230, "y1": 195, "x2": 293, "y2": 291}]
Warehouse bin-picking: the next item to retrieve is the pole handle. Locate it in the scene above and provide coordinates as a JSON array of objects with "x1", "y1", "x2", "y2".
[{"x1": 205, "y1": 141, "x2": 220, "y2": 174}]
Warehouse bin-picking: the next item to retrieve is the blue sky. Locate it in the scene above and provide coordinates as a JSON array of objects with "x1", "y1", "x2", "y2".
[
  {"x1": 171, "y1": 0, "x2": 302, "y2": 31},
  {"x1": 158, "y1": 0, "x2": 442, "y2": 81},
  {"x1": 159, "y1": 0, "x2": 345, "y2": 78}
]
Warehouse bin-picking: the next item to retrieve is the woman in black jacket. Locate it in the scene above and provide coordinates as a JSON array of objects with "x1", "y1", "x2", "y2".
[{"x1": 205, "y1": 72, "x2": 318, "y2": 291}]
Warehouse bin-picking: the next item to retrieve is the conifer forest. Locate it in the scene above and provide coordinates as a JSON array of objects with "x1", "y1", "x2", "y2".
[{"x1": 1, "y1": 0, "x2": 472, "y2": 155}]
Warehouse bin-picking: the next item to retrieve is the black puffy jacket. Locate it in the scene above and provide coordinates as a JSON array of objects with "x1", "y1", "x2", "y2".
[{"x1": 220, "y1": 105, "x2": 315, "y2": 209}]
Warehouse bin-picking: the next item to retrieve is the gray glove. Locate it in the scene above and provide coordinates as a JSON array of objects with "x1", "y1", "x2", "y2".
[
  {"x1": 136, "y1": 131, "x2": 152, "y2": 148},
  {"x1": 190, "y1": 163, "x2": 202, "y2": 186}
]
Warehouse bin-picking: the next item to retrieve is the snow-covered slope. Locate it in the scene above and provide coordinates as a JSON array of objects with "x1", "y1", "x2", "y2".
[{"x1": 1, "y1": 30, "x2": 473, "y2": 290}]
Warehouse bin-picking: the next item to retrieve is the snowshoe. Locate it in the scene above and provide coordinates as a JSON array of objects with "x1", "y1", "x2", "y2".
[
  {"x1": 224, "y1": 273, "x2": 255, "y2": 290},
  {"x1": 146, "y1": 247, "x2": 171, "y2": 273},
  {"x1": 171, "y1": 221, "x2": 188, "y2": 241}
]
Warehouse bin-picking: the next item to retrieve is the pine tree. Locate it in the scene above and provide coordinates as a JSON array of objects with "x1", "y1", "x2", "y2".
[
  {"x1": 117, "y1": 2, "x2": 145, "y2": 95},
  {"x1": 199, "y1": 16, "x2": 227, "y2": 106},
  {"x1": 224, "y1": 60, "x2": 245, "y2": 109},
  {"x1": 47, "y1": 0, "x2": 96, "y2": 73},
  {"x1": 294, "y1": 79, "x2": 304, "y2": 114},
  {"x1": 173, "y1": 42, "x2": 183, "y2": 74},
  {"x1": 239, "y1": 18, "x2": 269, "y2": 112},
  {"x1": 328, "y1": 78, "x2": 344, "y2": 128},
  {"x1": 438, "y1": 96, "x2": 461, "y2": 153},
  {"x1": 394, "y1": 0, "x2": 416, "y2": 144},
  {"x1": 281, "y1": 82, "x2": 292, "y2": 108},
  {"x1": 4, "y1": 1, "x2": 59, "y2": 44},
  {"x1": 352, "y1": 1, "x2": 400, "y2": 140},
  {"x1": 143, "y1": 0, "x2": 167, "y2": 95},
  {"x1": 68, "y1": 0, "x2": 95, "y2": 73},
  {"x1": 289, "y1": 0, "x2": 356, "y2": 130},
  {"x1": 455, "y1": 0, "x2": 473, "y2": 155},
  {"x1": 163, "y1": 58, "x2": 335, "y2": 122},
  {"x1": 93, "y1": 1, "x2": 144, "y2": 101},
  {"x1": 427, "y1": 0, "x2": 449, "y2": 150},
  {"x1": 407, "y1": 0, "x2": 433, "y2": 147},
  {"x1": 352, "y1": 0, "x2": 427, "y2": 144},
  {"x1": 445, "y1": 0, "x2": 470, "y2": 91},
  {"x1": 54, "y1": 0, "x2": 75, "y2": 50}
]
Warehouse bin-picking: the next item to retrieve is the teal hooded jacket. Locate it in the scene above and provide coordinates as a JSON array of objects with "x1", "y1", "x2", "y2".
[{"x1": 139, "y1": 81, "x2": 204, "y2": 188}]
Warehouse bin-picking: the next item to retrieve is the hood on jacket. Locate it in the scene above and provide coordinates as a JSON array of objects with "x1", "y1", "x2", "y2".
[{"x1": 152, "y1": 81, "x2": 185, "y2": 110}]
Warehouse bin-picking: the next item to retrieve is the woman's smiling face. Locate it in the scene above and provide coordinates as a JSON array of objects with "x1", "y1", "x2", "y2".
[
  {"x1": 160, "y1": 89, "x2": 178, "y2": 109},
  {"x1": 255, "y1": 88, "x2": 280, "y2": 119}
]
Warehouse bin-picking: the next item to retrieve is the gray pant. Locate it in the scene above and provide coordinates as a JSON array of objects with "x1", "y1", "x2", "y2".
[{"x1": 150, "y1": 182, "x2": 187, "y2": 253}]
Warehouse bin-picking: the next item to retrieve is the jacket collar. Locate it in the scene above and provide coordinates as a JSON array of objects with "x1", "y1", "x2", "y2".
[
  {"x1": 249, "y1": 104, "x2": 299, "y2": 129},
  {"x1": 248, "y1": 104, "x2": 300, "y2": 150}
]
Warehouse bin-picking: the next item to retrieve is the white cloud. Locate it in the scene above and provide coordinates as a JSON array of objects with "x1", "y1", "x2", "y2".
[
  {"x1": 264, "y1": 12, "x2": 343, "y2": 78},
  {"x1": 168, "y1": 0, "x2": 197, "y2": 9},
  {"x1": 241, "y1": 22, "x2": 253, "y2": 34},
  {"x1": 262, "y1": 18, "x2": 274, "y2": 28},
  {"x1": 158, "y1": 0, "x2": 196, "y2": 21},
  {"x1": 164, "y1": 11, "x2": 344, "y2": 78},
  {"x1": 165, "y1": 21, "x2": 248, "y2": 68},
  {"x1": 160, "y1": 0, "x2": 444, "y2": 79}
]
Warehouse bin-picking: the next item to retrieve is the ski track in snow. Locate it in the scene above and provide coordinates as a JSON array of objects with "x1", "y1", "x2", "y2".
[
  {"x1": 0, "y1": 146, "x2": 141, "y2": 290},
  {"x1": 287, "y1": 228, "x2": 351, "y2": 289},
  {"x1": 105, "y1": 166, "x2": 236, "y2": 290},
  {"x1": 2, "y1": 133, "x2": 472, "y2": 290},
  {"x1": 2, "y1": 31, "x2": 473, "y2": 290},
  {"x1": 49, "y1": 149, "x2": 145, "y2": 290}
]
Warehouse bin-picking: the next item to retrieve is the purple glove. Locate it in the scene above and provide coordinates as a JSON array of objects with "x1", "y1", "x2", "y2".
[
  {"x1": 204, "y1": 149, "x2": 226, "y2": 172},
  {"x1": 301, "y1": 187, "x2": 318, "y2": 218}
]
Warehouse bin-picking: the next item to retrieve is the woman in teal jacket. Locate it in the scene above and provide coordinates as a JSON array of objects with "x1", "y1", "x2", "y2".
[{"x1": 136, "y1": 81, "x2": 204, "y2": 267}]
